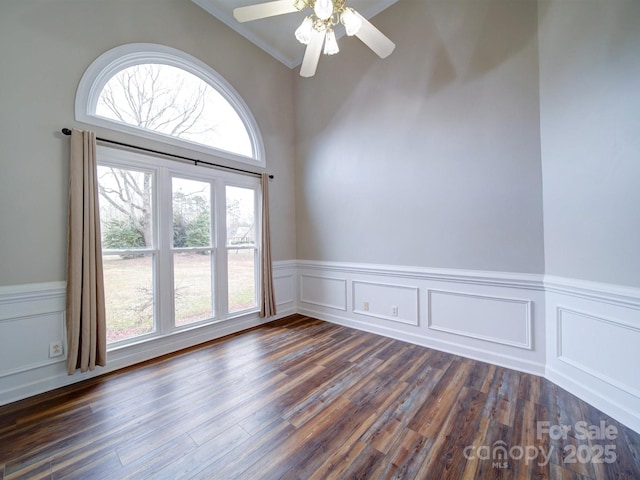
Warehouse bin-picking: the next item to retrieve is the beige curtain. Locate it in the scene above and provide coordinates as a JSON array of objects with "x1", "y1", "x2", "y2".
[
  {"x1": 66, "y1": 129, "x2": 107, "y2": 375},
  {"x1": 260, "y1": 173, "x2": 276, "y2": 317}
]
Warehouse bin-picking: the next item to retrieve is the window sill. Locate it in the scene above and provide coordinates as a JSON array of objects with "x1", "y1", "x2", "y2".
[{"x1": 106, "y1": 309, "x2": 260, "y2": 354}]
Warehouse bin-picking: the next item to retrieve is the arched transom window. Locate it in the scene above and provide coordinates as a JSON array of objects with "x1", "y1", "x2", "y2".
[{"x1": 75, "y1": 43, "x2": 265, "y2": 166}]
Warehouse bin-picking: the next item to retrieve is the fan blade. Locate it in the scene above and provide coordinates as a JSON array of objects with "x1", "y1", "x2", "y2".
[
  {"x1": 354, "y1": 12, "x2": 396, "y2": 59},
  {"x1": 233, "y1": 0, "x2": 298, "y2": 23},
  {"x1": 300, "y1": 29, "x2": 324, "y2": 77}
]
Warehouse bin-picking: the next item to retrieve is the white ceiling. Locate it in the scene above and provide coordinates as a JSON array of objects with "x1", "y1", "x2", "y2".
[{"x1": 192, "y1": 0, "x2": 399, "y2": 68}]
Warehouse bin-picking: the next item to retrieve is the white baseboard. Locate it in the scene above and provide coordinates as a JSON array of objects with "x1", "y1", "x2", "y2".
[
  {"x1": 546, "y1": 366, "x2": 640, "y2": 435},
  {"x1": 298, "y1": 306, "x2": 545, "y2": 376}
]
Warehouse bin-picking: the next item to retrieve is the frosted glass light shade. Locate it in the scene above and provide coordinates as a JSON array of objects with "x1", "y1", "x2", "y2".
[
  {"x1": 324, "y1": 29, "x2": 339, "y2": 55},
  {"x1": 341, "y1": 8, "x2": 362, "y2": 36},
  {"x1": 295, "y1": 16, "x2": 313, "y2": 44},
  {"x1": 314, "y1": 0, "x2": 333, "y2": 20}
]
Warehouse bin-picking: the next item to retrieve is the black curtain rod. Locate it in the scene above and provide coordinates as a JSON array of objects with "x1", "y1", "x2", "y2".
[{"x1": 61, "y1": 128, "x2": 273, "y2": 179}]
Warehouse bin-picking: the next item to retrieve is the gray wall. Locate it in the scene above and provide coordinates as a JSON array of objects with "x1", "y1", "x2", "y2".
[
  {"x1": 1, "y1": 0, "x2": 637, "y2": 289},
  {"x1": 294, "y1": 0, "x2": 546, "y2": 274},
  {"x1": 0, "y1": 0, "x2": 296, "y2": 287},
  {"x1": 539, "y1": 0, "x2": 640, "y2": 288}
]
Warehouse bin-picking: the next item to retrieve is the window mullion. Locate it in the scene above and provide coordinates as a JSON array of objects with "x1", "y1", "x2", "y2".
[
  {"x1": 215, "y1": 178, "x2": 229, "y2": 317},
  {"x1": 255, "y1": 187, "x2": 262, "y2": 307},
  {"x1": 156, "y1": 167, "x2": 174, "y2": 335}
]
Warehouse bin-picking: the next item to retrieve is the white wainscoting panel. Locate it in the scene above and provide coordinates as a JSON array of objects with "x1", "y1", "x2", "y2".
[
  {"x1": 0, "y1": 312, "x2": 66, "y2": 378},
  {"x1": 273, "y1": 261, "x2": 297, "y2": 314},
  {"x1": 428, "y1": 290, "x2": 532, "y2": 349},
  {"x1": 545, "y1": 276, "x2": 640, "y2": 434},
  {"x1": 0, "y1": 261, "x2": 298, "y2": 407},
  {"x1": 273, "y1": 274, "x2": 295, "y2": 307},
  {"x1": 557, "y1": 308, "x2": 640, "y2": 398},
  {"x1": 352, "y1": 281, "x2": 419, "y2": 326},
  {"x1": 299, "y1": 274, "x2": 347, "y2": 310},
  {"x1": 0, "y1": 282, "x2": 67, "y2": 380},
  {"x1": 3, "y1": 265, "x2": 639, "y2": 436},
  {"x1": 297, "y1": 260, "x2": 546, "y2": 376}
]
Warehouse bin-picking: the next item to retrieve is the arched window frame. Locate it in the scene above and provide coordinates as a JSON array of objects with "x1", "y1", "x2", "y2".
[{"x1": 75, "y1": 43, "x2": 265, "y2": 167}]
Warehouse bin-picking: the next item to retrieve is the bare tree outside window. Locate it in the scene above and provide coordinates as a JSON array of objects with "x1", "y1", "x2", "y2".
[
  {"x1": 98, "y1": 166, "x2": 153, "y2": 250},
  {"x1": 99, "y1": 64, "x2": 209, "y2": 137},
  {"x1": 96, "y1": 63, "x2": 252, "y2": 157}
]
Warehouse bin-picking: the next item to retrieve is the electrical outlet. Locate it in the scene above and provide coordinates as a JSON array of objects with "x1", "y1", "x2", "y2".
[
  {"x1": 392, "y1": 306, "x2": 398, "y2": 317},
  {"x1": 363, "y1": 301, "x2": 369, "y2": 311},
  {"x1": 49, "y1": 341, "x2": 63, "y2": 358}
]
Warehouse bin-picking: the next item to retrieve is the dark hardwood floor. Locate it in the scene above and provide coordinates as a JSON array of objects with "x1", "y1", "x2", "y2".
[{"x1": 1, "y1": 314, "x2": 639, "y2": 479}]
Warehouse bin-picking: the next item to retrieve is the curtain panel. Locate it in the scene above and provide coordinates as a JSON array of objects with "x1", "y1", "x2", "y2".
[
  {"x1": 65, "y1": 129, "x2": 107, "y2": 374},
  {"x1": 260, "y1": 173, "x2": 276, "y2": 317}
]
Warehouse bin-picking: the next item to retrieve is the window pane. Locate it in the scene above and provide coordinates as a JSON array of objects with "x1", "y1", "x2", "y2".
[
  {"x1": 228, "y1": 249, "x2": 256, "y2": 313},
  {"x1": 174, "y1": 252, "x2": 213, "y2": 326},
  {"x1": 96, "y1": 64, "x2": 253, "y2": 157},
  {"x1": 98, "y1": 166, "x2": 153, "y2": 249},
  {"x1": 103, "y1": 254, "x2": 154, "y2": 343},
  {"x1": 226, "y1": 186, "x2": 255, "y2": 246},
  {"x1": 173, "y1": 178, "x2": 211, "y2": 248}
]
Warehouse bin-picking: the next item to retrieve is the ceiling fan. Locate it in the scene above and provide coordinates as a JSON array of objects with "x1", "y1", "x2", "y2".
[{"x1": 233, "y1": 0, "x2": 395, "y2": 77}]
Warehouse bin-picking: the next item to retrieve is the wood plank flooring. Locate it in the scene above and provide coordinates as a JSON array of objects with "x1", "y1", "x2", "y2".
[{"x1": 1, "y1": 314, "x2": 639, "y2": 479}]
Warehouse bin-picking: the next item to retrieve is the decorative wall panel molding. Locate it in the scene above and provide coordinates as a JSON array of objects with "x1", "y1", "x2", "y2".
[
  {"x1": 352, "y1": 280, "x2": 419, "y2": 326},
  {"x1": 299, "y1": 274, "x2": 347, "y2": 310},
  {"x1": 298, "y1": 260, "x2": 544, "y2": 289},
  {"x1": 428, "y1": 289, "x2": 532, "y2": 349},
  {"x1": 545, "y1": 277, "x2": 640, "y2": 434},
  {"x1": 297, "y1": 260, "x2": 546, "y2": 376},
  {"x1": 545, "y1": 275, "x2": 640, "y2": 308},
  {"x1": 0, "y1": 283, "x2": 66, "y2": 379},
  {"x1": 273, "y1": 273, "x2": 295, "y2": 307},
  {"x1": 557, "y1": 307, "x2": 640, "y2": 398}
]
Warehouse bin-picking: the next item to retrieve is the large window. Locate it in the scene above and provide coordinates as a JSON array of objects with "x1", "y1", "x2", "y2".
[
  {"x1": 79, "y1": 43, "x2": 266, "y2": 346},
  {"x1": 98, "y1": 147, "x2": 260, "y2": 346},
  {"x1": 75, "y1": 43, "x2": 265, "y2": 167}
]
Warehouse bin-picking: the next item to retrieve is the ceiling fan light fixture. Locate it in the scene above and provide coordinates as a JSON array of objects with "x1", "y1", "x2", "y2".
[
  {"x1": 323, "y1": 29, "x2": 339, "y2": 55},
  {"x1": 293, "y1": 0, "x2": 307, "y2": 10},
  {"x1": 341, "y1": 7, "x2": 362, "y2": 36},
  {"x1": 295, "y1": 16, "x2": 314, "y2": 44},
  {"x1": 232, "y1": 0, "x2": 396, "y2": 78},
  {"x1": 314, "y1": 0, "x2": 334, "y2": 21}
]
